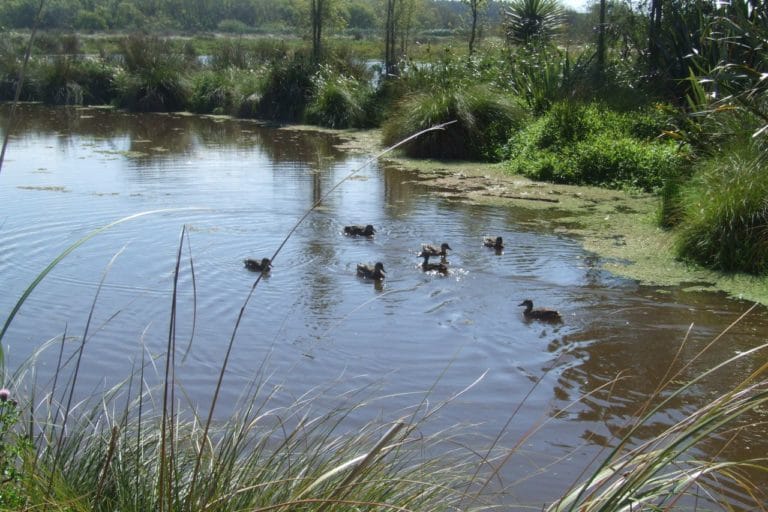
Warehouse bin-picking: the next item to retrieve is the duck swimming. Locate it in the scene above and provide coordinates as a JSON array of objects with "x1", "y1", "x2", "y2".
[
  {"x1": 518, "y1": 299, "x2": 561, "y2": 322},
  {"x1": 357, "y1": 262, "x2": 386, "y2": 280},
  {"x1": 420, "y1": 242, "x2": 451, "y2": 261},
  {"x1": 484, "y1": 236, "x2": 504, "y2": 250},
  {"x1": 344, "y1": 224, "x2": 376, "y2": 237},
  {"x1": 244, "y1": 257, "x2": 272, "y2": 273},
  {"x1": 421, "y1": 260, "x2": 449, "y2": 275}
]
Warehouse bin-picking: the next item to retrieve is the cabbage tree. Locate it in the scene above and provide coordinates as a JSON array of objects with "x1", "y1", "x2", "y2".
[{"x1": 504, "y1": 0, "x2": 565, "y2": 45}]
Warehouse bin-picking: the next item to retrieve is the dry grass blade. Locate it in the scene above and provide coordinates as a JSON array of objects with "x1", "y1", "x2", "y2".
[
  {"x1": 309, "y1": 419, "x2": 405, "y2": 511},
  {"x1": 47, "y1": 246, "x2": 124, "y2": 502}
]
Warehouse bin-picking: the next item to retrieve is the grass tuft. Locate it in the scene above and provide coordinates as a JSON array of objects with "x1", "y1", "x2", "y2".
[
  {"x1": 676, "y1": 149, "x2": 768, "y2": 274},
  {"x1": 382, "y1": 84, "x2": 527, "y2": 162}
]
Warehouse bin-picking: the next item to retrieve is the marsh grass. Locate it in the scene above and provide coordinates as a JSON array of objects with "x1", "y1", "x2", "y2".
[
  {"x1": 254, "y1": 54, "x2": 314, "y2": 122},
  {"x1": 675, "y1": 149, "x2": 768, "y2": 275},
  {"x1": 113, "y1": 35, "x2": 190, "y2": 112},
  {"x1": 305, "y1": 65, "x2": 374, "y2": 129},
  {"x1": 382, "y1": 84, "x2": 527, "y2": 161},
  {"x1": 36, "y1": 56, "x2": 115, "y2": 105}
]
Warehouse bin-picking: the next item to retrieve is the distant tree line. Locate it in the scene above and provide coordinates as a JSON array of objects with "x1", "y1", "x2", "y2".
[{"x1": 0, "y1": 0, "x2": 525, "y2": 36}]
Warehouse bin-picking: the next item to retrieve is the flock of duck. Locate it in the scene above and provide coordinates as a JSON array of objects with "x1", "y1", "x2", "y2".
[{"x1": 244, "y1": 224, "x2": 562, "y2": 322}]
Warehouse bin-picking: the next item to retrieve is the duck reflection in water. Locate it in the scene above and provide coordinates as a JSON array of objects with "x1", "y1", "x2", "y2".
[{"x1": 420, "y1": 254, "x2": 449, "y2": 275}]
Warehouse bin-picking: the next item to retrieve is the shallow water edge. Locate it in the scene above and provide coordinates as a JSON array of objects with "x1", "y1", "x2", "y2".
[{"x1": 326, "y1": 128, "x2": 768, "y2": 305}]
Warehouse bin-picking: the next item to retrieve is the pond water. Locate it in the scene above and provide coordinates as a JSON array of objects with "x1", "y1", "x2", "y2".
[{"x1": 1, "y1": 104, "x2": 766, "y2": 508}]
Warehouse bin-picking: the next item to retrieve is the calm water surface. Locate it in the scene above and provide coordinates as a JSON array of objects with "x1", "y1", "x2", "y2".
[{"x1": 1, "y1": 104, "x2": 766, "y2": 508}]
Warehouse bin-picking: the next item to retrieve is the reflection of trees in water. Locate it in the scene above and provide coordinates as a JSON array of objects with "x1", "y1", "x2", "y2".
[
  {"x1": 1, "y1": 104, "x2": 348, "y2": 167},
  {"x1": 548, "y1": 289, "x2": 767, "y2": 447},
  {"x1": 381, "y1": 164, "x2": 418, "y2": 218}
]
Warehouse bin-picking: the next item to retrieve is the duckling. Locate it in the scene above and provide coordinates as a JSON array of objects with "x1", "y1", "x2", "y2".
[
  {"x1": 244, "y1": 257, "x2": 272, "y2": 273},
  {"x1": 357, "y1": 262, "x2": 385, "y2": 280},
  {"x1": 518, "y1": 299, "x2": 562, "y2": 322},
  {"x1": 344, "y1": 224, "x2": 376, "y2": 237},
  {"x1": 484, "y1": 236, "x2": 504, "y2": 250},
  {"x1": 421, "y1": 260, "x2": 449, "y2": 275},
  {"x1": 419, "y1": 242, "x2": 451, "y2": 261}
]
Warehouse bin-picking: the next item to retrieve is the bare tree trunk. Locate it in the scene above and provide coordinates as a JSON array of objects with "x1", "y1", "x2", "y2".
[
  {"x1": 311, "y1": 0, "x2": 324, "y2": 63},
  {"x1": 385, "y1": 0, "x2": 397, "y2": 76},
  {"x1": 596, "y1": 0, "x2": 606, "y2": 81},
  {"x1": 469, "y1": 4, "x2": 478, "y2": 55},
  {"x1": 647, "y1": 0, "x2": 662, "y2": 75}
]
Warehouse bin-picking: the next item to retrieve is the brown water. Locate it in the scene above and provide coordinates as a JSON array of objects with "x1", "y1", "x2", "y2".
[{"x1": 1, "y1": 104, "x2": 766, "y2": 508}]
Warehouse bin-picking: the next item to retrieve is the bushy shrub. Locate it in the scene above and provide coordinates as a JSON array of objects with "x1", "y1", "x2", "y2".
[
  {"x1": 113, "y1": 35, "x2": 189, "y2": 112},
  {"x1": 210, "y1": 40, "x2": 255, "y2": 70},
  {"x1": 382, "y1": 84, "x2": 528, "y2": 161},
  {"x1": 218, "y1": 19, "x2": 251, "y2": 34},
  {"x1": 74, "y1": 9, "x2": 108, "y2": 31},
  {"x1": 305, "y1": 66, "x2": 373, "y2": 128},
  {"x1": 189, "y1": 69, "x2": 237, "y2": 114},
  {"x1": 505, "y1": 102, "x2": 686, "y2": 191},
  {"x1": 36, "y1": 57, "x2": 115, "y2": 105},
  {"x1": 676, "y1": 150, "x2": 768, "y2": 274},
  {"x1": 254, "y1": 55, "x2": 314, "y2": 122},
  {"x1": 188, "y1": 68, "x2": 263, "y2": 116},
  {"x1": 570, "y1": 134, "x2": 685, "y2": 190}
]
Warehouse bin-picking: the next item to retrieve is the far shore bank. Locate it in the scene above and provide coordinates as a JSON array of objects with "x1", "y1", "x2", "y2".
[{"x1": 324, "y1": 126, "x2": 768, "y2": 305}]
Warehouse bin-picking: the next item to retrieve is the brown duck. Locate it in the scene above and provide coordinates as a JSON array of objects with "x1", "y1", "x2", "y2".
[
  {"x1": 344, "y1": 224, "x2": 376, "y2": 237},
  {"x1": 419, "y1": 242, "x2": 451, "y2": 261},
  {"x1": 484, "y1": 236, "x2": 504, "y2": 250},
  {"x1": 357, "y1": 262, "x2": 386, "y2": 280},
  {"x1": 244, "y1": 257, "x2": 272, "y2": 273},
  {"x1": 519, "y1": 299, "x2": 561, "y2": 322}
]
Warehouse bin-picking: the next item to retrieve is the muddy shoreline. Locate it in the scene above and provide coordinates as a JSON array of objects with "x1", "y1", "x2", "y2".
[{"x1": 327, "y1": 127, "x2": 768, "y2": 305}]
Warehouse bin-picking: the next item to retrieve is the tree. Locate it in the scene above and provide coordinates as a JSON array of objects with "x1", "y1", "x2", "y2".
[
  {"x1": 596, "y1": 0, "x2": 606, "y2": 82},
  {"x1": 647, "y1": 0, "x2": 662, "y2": 75},
  {"x1": 385, "y1": 0, "x2": 398, "y2": 75},
  {"x1": 462, "y1": 0, "x2": 488, "y2": 55},
  {"x1": 504, "y1": 0, "x2": 564, "y2": 45},
  {"x1": 310, "y1": 0, "x2": 328, "y2": 63}
]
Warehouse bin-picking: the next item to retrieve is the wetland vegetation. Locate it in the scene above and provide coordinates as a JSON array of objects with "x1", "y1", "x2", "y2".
[{"x1": 1, "y1": 0, "x2": 767, "y2": 510}]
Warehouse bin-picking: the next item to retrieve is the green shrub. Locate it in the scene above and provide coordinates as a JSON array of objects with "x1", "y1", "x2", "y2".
[
  {"x1": 218, "y1": 18, "x2": 251, "y2": 34},
  {"x1": 382, "y1": 85, "x2": 528, "y2": 161},
  {"x1": 676, "y1": 151, "x2": 768, "y2": 274},
  {"x1": 254, "y1": 55, "x2": 314, "y2": 122},
  {"x1": 305, "y1": 66, "x2": 373, "y2": 128},
  {"x1": 189, "y1": 69, "x2": 237, "y2": 114},
  {"x1": 36, "y1": 57, "x2": 115, "y2": 105},
  {"x1": 0, "y1": 389, "x2": 31, "y2": 509},
  {"x1": 505, "y1": 102, "x2": 685, "y2": 191},
  {"x1": 74, "y1": 9, "x2": 108, "y2": 31},
  {"x1": 570, "y1": 134, "x2": 685, "y2": 191},
  {"x1": 113, "y1": 35, "x2": 189, "y2": 112}
]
